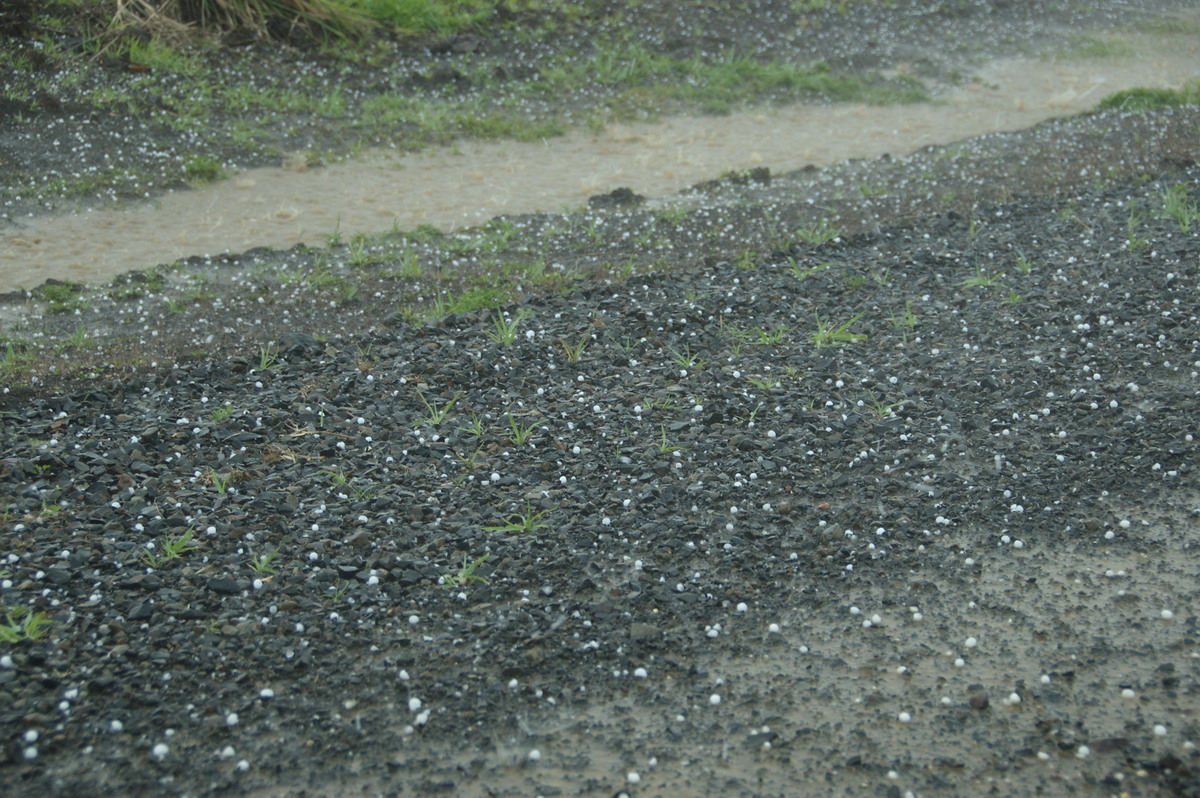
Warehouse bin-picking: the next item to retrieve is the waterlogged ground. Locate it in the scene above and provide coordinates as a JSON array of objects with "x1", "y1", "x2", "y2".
[{"x1": 1, "y1": 2, "x2": 1200, "y2": 797}]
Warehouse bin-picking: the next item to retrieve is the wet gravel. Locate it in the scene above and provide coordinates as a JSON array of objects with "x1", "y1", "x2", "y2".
[
  {"x1": 3, "y1": 2, "x2": 1200, "y2": 796},
  {"x1": 2, "y1": 141, "x2": 1200, "y2": 794}
]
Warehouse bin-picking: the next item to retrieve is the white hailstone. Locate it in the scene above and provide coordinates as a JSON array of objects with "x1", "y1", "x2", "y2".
[
  {"x1": 408, "y1": 697, "x2": 422, "y2": 712},
  {"x1": 1161, "y1": 610, "x2": 1174, "y2": 620},
  {"x1": 767, "y1": 430, "x2": 776, "y2": 438},
  {"x1": 226, "y1": 712, "x2": 239, "y2": 726},
  {"x1": 253, "y1": 579, "x2": 264, "y2": 590},
  {"x1": 110, "y1": 720, "x2": 124, "y2": 733},
  {"x1": 1008, "y1": 693, "x2": 1022, "y2": 704},
  {"x1": 414, "y1": 709, "x2": 431, "y2": 726},
  {"x1": 626, "y1": 772, "x2": 641, "y2": 784},
  {"x1": 1037, "y1": 751, "x2": 1050, "y2": 761},
  {"x1": 236, "y1": 760, "x2": 250, "y2": 772},
  {"x1": 871, "y1": 614, "x2": 882, "y2": 625},
  {"x1": 1121, "y1": 688, "x2": 1136, "y2": 698},
  {"x1": 152, "y1": 743, "x2": 170, "y2": 760},
  {"x1": 367, "y1": 575, "x2": 379, "y2": 586},
  {"x1": 1076, "y1": 745, "x2": 1090, "y2": 759},
  {"x1": 23, "y1": 747, "x2": 37, "y2": 761},
  {"x1": 912, "y1": 612, "x2": 924, "y2": 622},
  {"x1": 849, "y1": 606, "x2": 862, "y2": 615},
  {"x1": 527, "y1": 749, "x2": 541, "y2": 762},
  {"x1": 709, "y1": 694, "x2": 722, "y2": 706},
  {"x1": 1154, "y1": 725, "x2": 1168, "y2": 737},
  {"x1": 954, "y1": 658, "x2": 965, "y2": 668},
  {"x1": 1014, "y1": 540, "x2": 1025, "y2": 549},
  {"x1": 736, "y1": 603, "x2": 748, "y2": 613},
  {"x1": 940, "y1": 697, "x2": 953, "y2": 706},
  {"x1": 508, "y1": 678, "x2": 519, "y2": 689},
  {"x1": 898, "y1": 712, "x2": 911, "y2": 723},
  {"x1": 408, "y1": 615, "x2": 420, "y2": 625},
  {"x1": 1105, "y1": 530, "x2": 1115, "y2": 540},
  {"x1": 23, "y1": 730, "x2": 38, "y2": 743},
  {"x1": 633, "y1": 667, "x2": 648, "y2": 679},
  {"x1": 490, "y1": 473, "x2": 500, "y2": 483},
  {"x1": 965, "y1": 637, "x2": 978, "y2": 648},
  {"x1": 1119, "y1": 519, "x2": 1131, "y2": 528},
  {"x1": 1041, "y1": 675, "x2": 1051, "y2": 684},
  {"x1": 768, "y1": 623, "x2": 781, "y2": 634},
  {"x1": 260, "y1": 688, "x2": 275, "y2": 699}
]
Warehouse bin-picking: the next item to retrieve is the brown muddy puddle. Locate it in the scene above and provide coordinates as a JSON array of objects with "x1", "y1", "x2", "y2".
[{"x1": 2, "y1": 21, "x2": 1198, "y2": 290}]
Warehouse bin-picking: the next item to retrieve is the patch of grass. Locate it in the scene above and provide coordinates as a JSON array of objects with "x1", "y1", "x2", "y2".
[
  {"x1": 812, "y1": 312, "x2": 866, "y2": 347},
  {"x1": 793, "y1": 218, "x2": 841, "y2": 245},
  {"x1": 669, "y1": 343, "x2": 705, "y2": 371},
  {"x1": 505, "y1": 410, "x2": 544, "y2": 446},
  {"x1": 34, "y1": 281, "x2": 85, "y2": 314},
  {"x1": 487, "y1": 310, "x2": 528, "y2": 346},
  {"x1": 1160, "y1": 183, "x2": 1199, "y2": 232},
  {"x1": 958, "y1": 269, "x2": 1001, "y2": 289},
  {"x1": 248, "y1": 548, "x2": 279, "y2": 576},
  {"x1": 440, "y1": 553, "x2": 489, "y2": 589},
  {"x1": 140, "y1": 526, "x2": 200, "y2": 567},
  {"x1": 788, "y1": 259, "x2": 831, "y2": 280},
  {"x1": 416, "y1": 390, "x2": 461, "y2": 426},
  {"x1": 0, "y1": 606, "x2": 52, "y2": 643},
  {"x1": 484, "y1": 504, "x2": 551, "y2": 534},
  {"x1": 561, "y1": 333, "x2": 590, "y2": 362},
  {"x1": 1097, "y1": 80, "x2": 1200, "y2": 111}
]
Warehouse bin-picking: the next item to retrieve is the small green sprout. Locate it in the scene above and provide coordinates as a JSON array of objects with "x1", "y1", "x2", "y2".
[
  {"x1": 249, "y1": 548, "x2": 279, "y2": 576},
  {"x1": 745, "y1": 375, "x2": 779, "y2": 390},
  {"x1": 0, "y1": 606, "x2": 52, "y2": 643},
  {"x1": 484, "y1": 504, "x2": 550, "y2": 534},
  {"x1": 140, "y1": 527, "x2": 200, "y2": 567},
  {"x1": 669, "y1": 344, "x2": 705, "y2": 371},
  {"x1": 488, "y1": 310, "x2": 529, "y2": 346},
  {"x1": 440, "y1": 554, "x2": 489, "y2": 589},
  {"x1": 416, "y1": 390, "x2": 462, "y2": 426},
  {"x1": 506, "y1": 411, "x2": 544, "y2": 446},
  {"x1": 958, "y1": 269, "x2": 1001, "y2": 288},
  {"x1": 257, "y1": 344, "x2": 278, "y2": 370},
  {"x1": 657, "y1": 425, "x2": 682, "y2": 454},
  {"x1": 561, "y1": 333, "x2": 590, "y2": 362},
  {"x1": 812, "y1": 313, "x2": 867, "y2": 347},
  {"x1": 788, "y1": 259, "x2": 831, "y2": 280}
]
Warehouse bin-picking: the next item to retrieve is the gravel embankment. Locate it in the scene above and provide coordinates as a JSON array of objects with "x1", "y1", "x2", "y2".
[{"x1": 1, "y1": 143, "x2": 1198, "y2": 795}]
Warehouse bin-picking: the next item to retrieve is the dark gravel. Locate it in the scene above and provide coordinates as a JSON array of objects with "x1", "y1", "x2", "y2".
[
  {"x1": 3, "y1": 146, "x2": 1199, "y2": 794},
  {"x1": 2, "y1": 2, "x2": 1200, "y2": 796}
]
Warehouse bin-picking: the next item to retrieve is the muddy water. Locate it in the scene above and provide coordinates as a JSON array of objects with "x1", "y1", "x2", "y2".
[{"x1": 2, "y1": 25, "x2": 1198, "y2": 289}]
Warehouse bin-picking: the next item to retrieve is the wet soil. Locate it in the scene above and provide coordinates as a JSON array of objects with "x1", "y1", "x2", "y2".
[{"x1": 1, "y1": 2, "x2": 1200, "y2": 797}]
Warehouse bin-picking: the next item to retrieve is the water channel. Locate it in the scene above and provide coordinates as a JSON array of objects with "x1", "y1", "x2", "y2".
[{"x1": 1, "y1": 21, "x2": 1197, "y2": 290}]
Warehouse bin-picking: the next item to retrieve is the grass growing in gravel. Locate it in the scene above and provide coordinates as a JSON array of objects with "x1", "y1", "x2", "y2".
[
  {"x1": 484, "y1": 504, "x2": 551, "y2": 534},
  {"x1": 140, "y1": 527, "x2": 200, "y2": 567},
  {"x1": 811, "y1": 313, "x2": 866, "y2": 347},
  {"x1": 0, "y1": 607, "x2": 52, "y2": 643}
]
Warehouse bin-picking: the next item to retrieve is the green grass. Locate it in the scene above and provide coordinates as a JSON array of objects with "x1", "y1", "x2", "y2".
[
  {"x1": 1160, "y1": 183, "x2": 1199, "y2": 232},
  {"x1": 140, "y1": 527, "x2": 200, "y2": 567},
  {"x1": 487, "y1": 310, "x2": 528, "y2": 346},
  {"x1": 416, "y1": 390, "x2": 461, "y2": 426},
  {"x1": 1098, "y1": 80, "x2": 1200, "y2": 111},
  {"x1": 440, "y1": 553, "x2": 489, "y2": 589},
  {"x1": 484, "y1": 504, "x2": 551, "y2": 534},
  {"x1": 812, "y1": 312, "x2": 866, "y2": 347},
  {"x1": 0, "y1": 606, "x2": 52, "y2": 643}
]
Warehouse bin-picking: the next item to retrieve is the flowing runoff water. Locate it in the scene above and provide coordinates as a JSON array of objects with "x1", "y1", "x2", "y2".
[{"x1": 1, "y1": 26, "x2": 1198, "y2": 289}]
